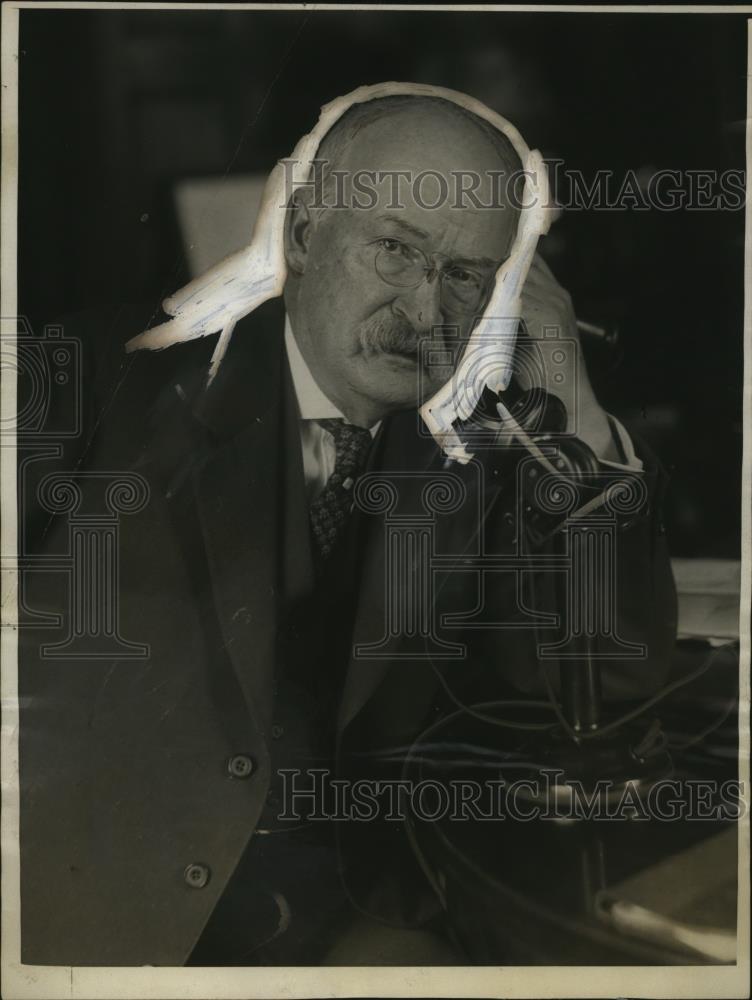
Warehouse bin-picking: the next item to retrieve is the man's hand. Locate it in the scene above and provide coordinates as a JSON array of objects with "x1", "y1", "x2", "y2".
[{"x1": 519, "y1": 253, "x2": 619, "y2": 463}]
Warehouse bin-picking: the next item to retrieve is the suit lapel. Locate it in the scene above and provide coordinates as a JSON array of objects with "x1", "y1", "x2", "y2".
[
  {"x1": 280, "y1": 359, "x2": 315, "y2": 604},
  {"x1": 338, "y1": 410, "x2": 443, "y2": 731},
  {"x1": 338, "y1": 411, "x2": 506, "y2": 731},
  {"x1": 192, "y1": 301, "x2": 285, "y2": 734},
  {"x1": 187, "y1": 299, "x2": 502, "y2": 736}
]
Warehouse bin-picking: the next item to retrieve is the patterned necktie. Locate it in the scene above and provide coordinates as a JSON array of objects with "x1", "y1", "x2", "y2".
[{"x1": 309, "y1": 418, "x2": 373, "y2": 562}]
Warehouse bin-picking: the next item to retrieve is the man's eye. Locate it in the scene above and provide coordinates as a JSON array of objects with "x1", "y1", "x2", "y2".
[
  {"x1": 448, "y1": 267, "x2": 481, "y2": 287},
  {"x1": 376, "y1": 237, "x2": 408, "y2": 255}
]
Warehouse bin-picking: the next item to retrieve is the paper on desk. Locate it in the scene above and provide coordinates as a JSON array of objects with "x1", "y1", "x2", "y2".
[
  {"x1": 600, "y1": 900, "x2": 735, "y2": 963},
  {"x1": 595, "y1": 826, "x2": 737, "y2": 963},
  {"x1": 672, "y1": 558, "x2": 741, "y2": 641}
]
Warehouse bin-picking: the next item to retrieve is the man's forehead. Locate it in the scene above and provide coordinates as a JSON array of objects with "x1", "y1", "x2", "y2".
[
  {"x1": 323, "y1": 106, "x2": 522, "y2": 254},
  {"x1": 334, "y1": 104, "x2": 516, "y2": 180}
]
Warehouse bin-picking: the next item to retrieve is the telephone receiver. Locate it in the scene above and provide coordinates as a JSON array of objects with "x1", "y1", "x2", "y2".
[
  {"x1": 419, "y1": 149, "x2": 554, "y2": 463},
  {"x1": 458, "y1": 380, "x2": 597, "y2": 476}
]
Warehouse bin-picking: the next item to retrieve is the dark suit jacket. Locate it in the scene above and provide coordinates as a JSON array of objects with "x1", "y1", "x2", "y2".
[{"x1": 18, "y1": 299, "x2": 677, "y2": 965}]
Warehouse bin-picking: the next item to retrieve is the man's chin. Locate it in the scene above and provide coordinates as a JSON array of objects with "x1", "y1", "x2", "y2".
[
  {"x1": 360, "y1": 349, "x2": 420, "y2": 375},
  {"x1": 381, "y1": 350, "x2": 421, "y2": 369},
  {"x1": 354, "y1": 354, "x2": 450, "y2": 412},
  {"x1": 378, "y1": 352, "x2": 454, "y2": 398}
]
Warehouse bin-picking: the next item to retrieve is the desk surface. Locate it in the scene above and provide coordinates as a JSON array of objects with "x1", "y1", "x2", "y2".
[{"x1": 404, "y1": 674, "x2": 739, "y2": 966}]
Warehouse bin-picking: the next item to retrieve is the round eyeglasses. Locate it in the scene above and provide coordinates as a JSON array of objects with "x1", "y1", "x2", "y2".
[{"x1": 370, "y1": 238, "x2": 494, "y2": 316}]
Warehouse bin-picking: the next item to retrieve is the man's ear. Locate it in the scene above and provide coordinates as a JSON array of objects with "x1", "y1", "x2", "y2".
[{"x1": 283, "y1": 188, "x2": 315, "y2": 275}]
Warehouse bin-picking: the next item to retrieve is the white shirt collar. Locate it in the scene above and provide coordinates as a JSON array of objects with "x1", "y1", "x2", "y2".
[{"x1": 284, "y1": 315, "x2": 380, "y2": 436}]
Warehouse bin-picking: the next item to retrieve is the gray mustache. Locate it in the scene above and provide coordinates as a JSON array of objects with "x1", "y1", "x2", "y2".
[{"x1": 358, "y1": 313, "x2": 420, "y2": 358}]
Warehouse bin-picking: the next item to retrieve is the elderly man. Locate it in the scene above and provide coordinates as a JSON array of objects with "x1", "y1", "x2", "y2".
[{"x1": 20, "y1": 90, "x2": 676, "y2": 966}]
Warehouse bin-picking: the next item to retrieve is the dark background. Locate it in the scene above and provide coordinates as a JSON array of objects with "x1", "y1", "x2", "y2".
[{"x1": 18, "y1": 8, "x2": 746, "y2": 558}]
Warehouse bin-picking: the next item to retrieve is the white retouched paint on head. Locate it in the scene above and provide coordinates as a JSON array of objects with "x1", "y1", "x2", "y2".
[{"x1": 126, "y1": 81, "x2": 554, "y2": 461}]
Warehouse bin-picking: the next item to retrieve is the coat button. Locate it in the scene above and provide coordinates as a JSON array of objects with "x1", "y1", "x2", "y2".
[
  {"x1": 227, "y1": 754, "x2": 255, "y2": 779},
  {"x1": 184, "y1": 863, "x2": 210, "y2": 889},
  {"x1": 271, "y1": 724, "x2": 284, "y2": 740}
]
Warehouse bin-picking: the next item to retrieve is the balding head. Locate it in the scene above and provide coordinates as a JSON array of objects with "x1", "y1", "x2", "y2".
[
  {"x1": 283, "y1": 95, "x2": 523, "y2": 428},
  {"x1": 316, "y1": 95, "x2": 522, "y2": 202}
]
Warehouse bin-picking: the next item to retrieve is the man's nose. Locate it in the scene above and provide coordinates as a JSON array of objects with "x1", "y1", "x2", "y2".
[{"x1": 393, "y1": 272, "x2": 444, "y2": 336}]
